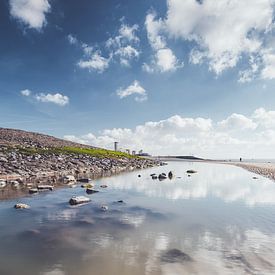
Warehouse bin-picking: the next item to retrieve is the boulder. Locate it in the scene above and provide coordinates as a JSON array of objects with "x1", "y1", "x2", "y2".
[
  {"x1": 78, "y1": 178, "x2": 91, "y2": 183},
  {"x1": 29, "y1": 188, "x2": 38, "y2": 194},
  {"x1": 86, "y1": 188, "x2": 99, "y2": 195},
  {"x1": 100, "y1": 184, "x2": 108, "y2": 188},
  {"x1": 37, "y1": 185, "x2": 54, "y2": 191},
  {"x1": 158, "y1": 174, "x2": 167, "y2": 180},
  {"x1": 101, "y1": 205, "x2": 108, "y2": 211},
  {"x1": 69, "y1": 196, "x2": 91, "y2": 205},
  {"x1": 168, "y1": 171, "x2": 173, "y2": 179},
  {"x1": 81, "y1": 183, "x2": 94, "y2": 188},
  {"x1": 0, "y1": 181, "x2": 6, "y2": 188},
  {"x1": 186, "y1": 170, "x2": 197, "y2": 174},
  {"x1": 14, "y1": 203, "x2": 30, "y2": 209},
  {"x1": 63, "y1": 175, "x2": 76, "y2": 184}
]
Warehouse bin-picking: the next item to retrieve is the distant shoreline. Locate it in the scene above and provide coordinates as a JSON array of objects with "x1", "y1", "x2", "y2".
[{"x1": 226, "y1": 162, "x2": 275, "y2": 182}]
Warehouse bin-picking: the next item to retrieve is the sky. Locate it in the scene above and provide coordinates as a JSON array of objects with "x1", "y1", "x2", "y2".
[{"x1": 1, "y1": 0, "x2": 275, "y2": 158}]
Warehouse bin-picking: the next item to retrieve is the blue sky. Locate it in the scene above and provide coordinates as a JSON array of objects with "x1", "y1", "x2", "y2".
[{"x1": 1, "y1": 0, "x2": 275, "y2": 158}]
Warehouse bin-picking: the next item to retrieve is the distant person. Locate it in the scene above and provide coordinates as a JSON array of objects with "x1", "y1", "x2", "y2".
[{"x1": 240, "y1": 157, "x2": 242, "y2": 162}]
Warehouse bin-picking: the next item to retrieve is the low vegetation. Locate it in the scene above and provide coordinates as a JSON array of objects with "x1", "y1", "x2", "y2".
[{"x1": 16, "y1": 146, "x2": 137, "y2": 159}]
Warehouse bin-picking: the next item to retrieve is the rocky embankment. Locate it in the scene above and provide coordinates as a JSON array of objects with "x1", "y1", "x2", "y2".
[
  {"x1": 0, "y1": 128, "x2": 161, "y2": 199},
  {"x1": 233, "y1": 162, "x2": 275, "y2": 181}
]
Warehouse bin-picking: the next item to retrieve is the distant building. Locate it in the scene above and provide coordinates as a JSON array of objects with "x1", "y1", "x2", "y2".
[
  {"x1": 126, "y1": 149, "x2": 130, "y2": 154},
  {"x1": 114, "y1": 142, "x2": 118, "y2": 151},
  {"x1": 132, "y1": 150, "x2": 136, "y2": 155}
]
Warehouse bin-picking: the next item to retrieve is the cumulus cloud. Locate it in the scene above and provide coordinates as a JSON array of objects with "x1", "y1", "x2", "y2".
[
  {"x1": 116, "y1": 80, "x2": 147, "y2": 102},
  {"x1": 9, "y1": 0, "x2": 50, "y2": 30},
  {"x1": 144, "y1": 12, "x2": 183, "y2": 73},
  {"x1": 64, "y1": 108, "x2": 275, "y2": 158},
  {"x1": 106, "y1": 23, "x2": 140, "y2": 67},
  {"x1": 218, "y1": 114, "x2": 257, "y2": 131},
  {"x1": 67, "y1": 34, "x2": 78, "y2": 45},
  {"x1": 35, "y1": 93, "x2": 69, "y2": 106},
  {"x1": 20, "y1": 89, "x2": 69, "y2": 106},
  {"x1": 114, "y1": 45, "x2": 140, "y2": 67},
  {"x1": 78, "y1": 51, "x2": 110, "y2": 73},
  {"x1": 20, "y1": 89, "x2": 31, "y2": 96},
  {"x1": 70, "y1": 22, "x2": 140, "y2": 72},
  {"x1": 146, "y1": 0, "x2": 275, "y2": 79},
  {"x1": 261, "y1": 50, "x2": 275, "y2": 79}
]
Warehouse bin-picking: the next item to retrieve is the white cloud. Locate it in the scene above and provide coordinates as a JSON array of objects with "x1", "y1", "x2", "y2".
[
  {"x1": 146, "y1": 0, "x2": 275, "y2": 79},
  {"x1": 106, "y1": 23, "x2": 140, "y2": 67},
  {"x1": 71, "y1": 22, "x2": 140, "y2": 72},
  {"x1": 165, "y1": 0, "x2": 274, "y2": 74},
  {"x1": 116, "y1": 80, "x2": 147, "y2": 102},
  {"x1": 115, "y1": 45, "x2": 140, "y2": 66},
  {"x1": 119, "y1": 24, "x2": 139, "y2": 42},
  {"x1": 261, "y1": 50, "x2": 275, "y2": 79},
  {"x1": 144, "y1": 12, "x2": 183, "y2": 73},
  {"x1": 145, "y1": 12, "x2": 166, "y2": 51},
  {"x1": 9, "y1": 0, "x2": 50, "y2": 30},
  {"x1": 78, "y1": 51, "x2": 110, "y2": 73},
  {"x1": 67, "y1": 34, "x2": 78, "y2": 45},
  {"x1": 155, "y1": 48, "x2": 183, "y2": 72},
  {"x1": 20, "y1": 89, "x2": 31, "y2": 96},
  {"x1": 35, "y1": 93, "x2": 69, "y2": 106},
  {"x1": 218, "y1": 113, "x2": 257, "y2": 131},
  {"x1": 64, "y1": 107, "x2": 275, "y2": 158}
]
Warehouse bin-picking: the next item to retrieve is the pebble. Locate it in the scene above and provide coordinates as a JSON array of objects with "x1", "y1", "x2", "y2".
[
  {"x1": 14, "y1": 203, "x2": 30, "y2": 209},
  {"x1": 101, "y1": 205, "x2": 108, "y2": 211}
]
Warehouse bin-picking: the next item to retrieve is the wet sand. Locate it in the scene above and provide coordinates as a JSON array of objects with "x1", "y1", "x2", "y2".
[{"x1": 229, "y1": 162, "x2": 275, "y2": 181}]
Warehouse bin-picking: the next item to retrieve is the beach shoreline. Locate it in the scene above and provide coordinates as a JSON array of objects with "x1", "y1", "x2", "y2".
[{"x1": 222, "y1": 161, "x2": 275, "y2": 181}]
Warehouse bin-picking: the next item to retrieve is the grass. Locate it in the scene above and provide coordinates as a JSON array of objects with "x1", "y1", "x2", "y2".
[{"x1": 15, "y1": 146, "x2": 137, "y2": 159}]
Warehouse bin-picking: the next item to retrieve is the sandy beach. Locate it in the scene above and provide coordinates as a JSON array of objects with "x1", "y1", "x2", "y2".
[{"x1": 229, "y1": 162, "x2": 275, "y2": 181}]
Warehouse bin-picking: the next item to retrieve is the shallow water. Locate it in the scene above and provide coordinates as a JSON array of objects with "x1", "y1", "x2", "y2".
[{"x1": 1, "y1": 161, "x2": 275, "y2": 275}]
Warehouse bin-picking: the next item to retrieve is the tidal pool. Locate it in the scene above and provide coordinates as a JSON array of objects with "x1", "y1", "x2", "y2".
[{"x1": 0, "y1": 161, "x2": 275, "y2": 275}]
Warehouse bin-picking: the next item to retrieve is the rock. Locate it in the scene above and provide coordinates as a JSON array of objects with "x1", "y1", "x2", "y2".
[
  {"x1": 29, "y1": 188, "x2": 38, "y2": 194},
  {"x1": 117, "y1": 200, "x2": 124, "y2": 203},
  {"x1": 86, "y1": 188, "x2": 99, "y2": 194},
  {"x1": 150, "y1": 173, "x2": 156, "y2": 176},
  {"x1": 152, "y1": 175, "x2": 158, "y2": 180},
  {"x1": 78, "y1": 178, "x2": 91, "y2": 183},
  {"x1": 11, "y1": 180, "x2": 20, "y2": 188},
  {"x1": 63, "y1": 175, "x2": 76, "y2": 184},
  {"x1": 69, "y1": 196, "x2": 91, "y2": 205},
  {"x1": 101, "y1": 205, "x2": 108, "y2": 211},
  {"x1": 37, "y1": 185, "x2": 54, "y2": 191},
  {"x1": 158, "y1": 174, "x2": 167, "y2": 180},
  {"x1": 168, "y1": 171, "x2": 173, "y2": 179},
  {"x1": 81, "y1": 183, "x2": 94, "y2": 188},
  {"x1": 161, "y1": 249, "x2": 192, "y2": 263},
  {"x1": 0, "y1": 181, "x2": 6, "y2": 188},
  {"x1": 252, "y1": 176, "x2": 258, "y2": 179},
  {"x1": 138, "y1": 174, "x2": 141, "y2": 177},
  {"x1": 100, "y1": 184, "x2": 108, "y2": 188},
  {"x1": 188, "y1": 174, "x2": 191, "y2": 177},
  {"x1": 14, "y1": 203, "x2": 30, "y2": 209},
  {"x1": 186, "y1": 170, "x2": 197, "y2": 174}
]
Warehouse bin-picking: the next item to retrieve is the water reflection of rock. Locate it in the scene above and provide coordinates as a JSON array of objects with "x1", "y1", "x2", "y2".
[
  {"x1": 106, "y1": 162, "x2": 275, "y2": 206},
  {"x1": 1, "y1": 162, "x2": 275, "y2": 274},
  {"x1": 160, "y1": 249, "x2": 192, "y2": 263}
]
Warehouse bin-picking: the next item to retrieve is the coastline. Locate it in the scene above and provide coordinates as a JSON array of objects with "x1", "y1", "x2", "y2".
[
  {"x1": 0, "y1": 156, "x2": 161, "y2": 201},
  {"x1": 224, "y1": 162, "x2": 275, "y2": 181}
]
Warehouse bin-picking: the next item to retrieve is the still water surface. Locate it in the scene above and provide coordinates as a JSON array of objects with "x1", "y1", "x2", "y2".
[{"x1": 1, "y1": 161, "x2": 275, "y2": 275}]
